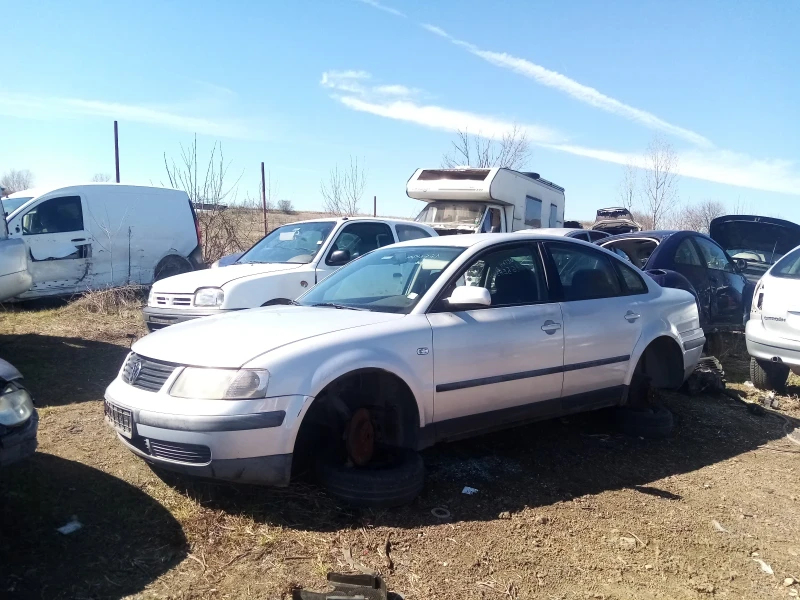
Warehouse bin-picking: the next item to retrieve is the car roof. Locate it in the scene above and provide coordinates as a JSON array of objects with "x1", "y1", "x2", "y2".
[
  {"x1": 515, "y1": 227, "x2": 584, "y2": 236},
  {"x1": 283, "y1": 216, "x2": 433, "y2": 228},
  {"x1": 599, "y1": 230, "x2": 681, "y2": 243},
  {"x1": 389, "y1": 231, "x2": 601, "y2": 249}
]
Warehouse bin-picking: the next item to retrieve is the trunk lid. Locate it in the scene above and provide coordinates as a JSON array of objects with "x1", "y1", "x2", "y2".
[
  {"x1": 591, "y1": 207, "x2": 641, "y2": 235},
  {"x1": 709, "y1": 215, "x2": 800, "y2": 283},
  {"x1": 759, "y1": 275, "x2": 800, "y2": 341}
]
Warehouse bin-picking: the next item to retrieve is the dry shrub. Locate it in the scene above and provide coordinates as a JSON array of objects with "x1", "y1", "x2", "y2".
[{"x1": 69, "y1": 285, "x2": 147, "y2": 315}]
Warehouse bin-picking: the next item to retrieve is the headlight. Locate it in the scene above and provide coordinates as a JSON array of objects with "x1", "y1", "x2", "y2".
[
  {"x1": 170, "y1": 368, "x2": 269, "y2": 400},
  {"x1": 0, "y1": 382, "x2": 34, "y2": 426},
  {"x1": 148, "y1": 288, "x2": 156, "y2": 305},
  {"x1": 194, "y1": 287, "x2": 224, "y2": 307}
]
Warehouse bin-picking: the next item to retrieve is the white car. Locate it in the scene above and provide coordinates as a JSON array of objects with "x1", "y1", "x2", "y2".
[
  {"x1": 0, "y1": 213, "x2": 32, "y2": 301},
  {"x1": 142, "y1": 217, "x2": 437, "y2": 330},
  {"x1": 105, "y1": 233, "x2": 704, "y2": 506},
  {"x1": 746, "y1": 244, "x2": 800, "y2": 390},
  {"x1": 515, "y1": 227, "x2": 610, "y2": 243}
]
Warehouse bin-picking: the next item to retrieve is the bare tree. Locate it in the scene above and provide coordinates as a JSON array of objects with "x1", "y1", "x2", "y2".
[
  {"x1": 641, "y1": 137, "x2": 679, "y2": 230},
  {"x1": 277, "y1": 199, "x2": 295, "y2": 214},
  {"x1": 320, "y1": 156, "x2": 366, "y2": 216},
  {"x1": 675, "y1": 199, "x2": 726, "y2": 233},
  {"x1": 0, "y1": 169, "x2": 34, "y2": 195},
  {"x1": 91, "y1": 173, "x2": 112, "y2": 182},
  {"x1": 617, "y1": 160, "x2": 639, "y2": 211},
  {"x1": 442, "y1": 125, "x2": 531, "y2": 170}
]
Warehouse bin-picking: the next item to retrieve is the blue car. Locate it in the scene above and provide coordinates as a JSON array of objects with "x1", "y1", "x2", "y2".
[{"x1": 599, "y1": 230, "x2": 753, "y2": 334}]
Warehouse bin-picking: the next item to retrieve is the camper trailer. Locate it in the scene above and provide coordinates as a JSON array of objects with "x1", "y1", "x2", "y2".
[{"x1": 407, "y1": 167, "x2": 565, "y2": 235}]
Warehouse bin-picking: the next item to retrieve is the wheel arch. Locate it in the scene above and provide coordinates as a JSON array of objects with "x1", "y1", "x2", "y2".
[{"x1": 626, "y1": 331, "x2": 686, "y2": 390}]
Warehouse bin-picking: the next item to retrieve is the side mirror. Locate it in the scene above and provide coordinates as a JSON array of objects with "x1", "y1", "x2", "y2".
[
  {"x1": 328, "y1": 249, "x2": 351, "y2": 266},
  {"x1": 735, "y1": 258, "x2": 748, "y2": 271},
  {"x1": 446, "y1": 286, "x2": 491, "y2": 308}
]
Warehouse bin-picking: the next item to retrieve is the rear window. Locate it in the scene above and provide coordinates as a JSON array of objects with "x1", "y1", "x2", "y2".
[
  {"x1": 396, "y1": 224, "x2": 432, "y2": 242},
  {"x1": 771, "y1": 247, "x2": 800, "y2": 279}
]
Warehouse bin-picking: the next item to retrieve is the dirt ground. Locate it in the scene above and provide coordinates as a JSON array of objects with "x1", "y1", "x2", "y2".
[{"x1": 1, "y1": 302, "x2": 799, "y2": 600}]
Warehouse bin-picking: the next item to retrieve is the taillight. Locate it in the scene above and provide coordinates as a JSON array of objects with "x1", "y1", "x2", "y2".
[{"x1": 752, "y1": 280, "x2": 764, "y2": 314}]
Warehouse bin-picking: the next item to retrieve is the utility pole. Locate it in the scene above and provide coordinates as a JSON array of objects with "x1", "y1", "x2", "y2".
[
  {"x1": 373, "y1": 195, "x2": 376, "y2": 217},
  {"x1": 261, "y1": 162, "x2": 268, "y2": 236},
  {"x1": 114, "y1": 120, "x2": 121, "y2": 183}
]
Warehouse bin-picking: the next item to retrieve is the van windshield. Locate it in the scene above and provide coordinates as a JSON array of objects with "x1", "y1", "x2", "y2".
[
  {"x1": 2, "y1": 197, "x2": 33, "y2": 217},
  {"x1": 238, "y1": 221, "x2": 336, "y2": 264},
  {"x1": 415, "y1": 202, "x2": 486, "y2": 228}
]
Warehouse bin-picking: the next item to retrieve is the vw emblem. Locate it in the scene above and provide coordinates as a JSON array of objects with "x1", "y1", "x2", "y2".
[{"x1": 129, "y1": 358, "x2": 143, "y2": 383}]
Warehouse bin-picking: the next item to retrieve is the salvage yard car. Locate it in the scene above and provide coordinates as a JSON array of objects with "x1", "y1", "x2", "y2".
[
  {"x1": 0, "y1": 358, "x2": 38, "y2": 467},
  {"x1": 105, "y1": 233, "x2": 704, "y2": 506},
  {"x1": 142, "y1": 217, "x2": 436, "y2": 330},
  {"x1": 4, "y1": 184, "x2": 203, "y2": 299},
  {"x1": 746, "y1": 243, "x2": 800, "y2": 390}
]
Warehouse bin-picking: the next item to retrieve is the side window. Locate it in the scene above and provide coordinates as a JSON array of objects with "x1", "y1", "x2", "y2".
[
  {"x1": 21, "y1": 196, "x2": 83, "y2": 235},
  {"x1": 327, "y1": 222, "x2": 394, "y2": 264},
  {"x1": 674, "y1": 238, "x2": 703, "y2": 267},
  {"x1": 588, "y1": 231, "x2": 608, "y2": 243},
  {"x1": 549, "y1": 203, "x2": 559, "y2": 227},
  {"x1": 396, "y1": 224, "x2": 432, "y2": 242},
  {"x1": 524, "y1": 196, "x2": 542, "y2": 228},
  {"x1": 444, "y1": 244, "x2": 547, "y2": 309},
  {"x1": 614, "y1": 261, "x2": 648, "y2": 295},
  {"x1": 547, "y1": 242, "x2": 623, "y2": 301},
  {"x1": 480, "y1": 208, "x2": 503, "y2": 233},
  {"x1": 694, "y1": 236, "x2": 734, "y2": 272},
  {"x1": 572, "y1": 232, "x2": 590, "y2": 242}
]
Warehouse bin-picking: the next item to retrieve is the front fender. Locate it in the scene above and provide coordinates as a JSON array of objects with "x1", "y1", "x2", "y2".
[{"x1": 223, "y1": 269, "x2": 314, "y2": 308}]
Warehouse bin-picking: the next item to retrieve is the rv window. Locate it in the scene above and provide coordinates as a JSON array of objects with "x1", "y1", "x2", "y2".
[
  {"x1": 415, "y1": 202, "x2": 485, "y2": 228},
  {"x1": 524, "y1": 196, "x2": 542, "y2": 228},
  {"x1": 549, "y1": 203, "x2": 559, "y2": 228},
  {"x1": 417, "y1": 169, "x2": 491, "y2": 181}
]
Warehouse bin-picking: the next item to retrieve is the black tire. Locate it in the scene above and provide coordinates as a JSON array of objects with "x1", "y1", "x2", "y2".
[
  {"x1": 750, "y1": 358, "x2": 789, "y2": 392},
  {"x1": 154, "y1": 256, "x2": 192, "y2": 281},
  {"x1": 315, "y1": 448, "x2": 425, "y2": 508},
  {"x1": 611, "y1": 406, "x2": 674, "y2": 439}
]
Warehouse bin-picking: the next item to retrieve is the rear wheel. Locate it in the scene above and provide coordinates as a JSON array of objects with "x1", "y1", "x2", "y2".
[
  {"x1": 750, "y1": 358, "x2": 789, "y2": 392},
  {"x1": 154, "y1": 255, "x2": 192, "y2": 281}
]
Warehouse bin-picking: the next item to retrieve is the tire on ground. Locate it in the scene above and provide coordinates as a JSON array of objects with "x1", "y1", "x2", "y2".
[
  {"x1": 154, "y1": 255, "x2": 192, "y2": 281},
  {"x1": 749, "y1": 357, "x2": 789, "y2": 392},
  {"x1": 315, "y1": 448, "x2": 425, "y2": 508},
  {"x1": 611, "y1": 405, "x2": 674, "y2": 439}
]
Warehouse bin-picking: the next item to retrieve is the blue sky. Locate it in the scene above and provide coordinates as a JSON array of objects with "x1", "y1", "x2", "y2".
[{"x1": 2, "y1": 0, "x2": 799, "y2": 221}]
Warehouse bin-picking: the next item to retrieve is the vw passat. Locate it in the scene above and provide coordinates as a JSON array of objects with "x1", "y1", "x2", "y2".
[{"x1": 105, "y1": 233, "x2": 704, "y2": 506}]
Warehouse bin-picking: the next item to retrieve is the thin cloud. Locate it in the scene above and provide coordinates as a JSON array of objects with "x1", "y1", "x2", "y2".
[
  {"x1": 323, "y1": 75, "x2": 800, "y2": 196},
  {"x1": 421, "y1": 23, "x2": 713, "y2": 148},
  {"x1": 0, "y1": 92, "x2": 256, "y2": 139},
  {"x1": 373, "y1": 84, "x2": 416, "y2": 96},
  {"x1": 354, "y1": 0, "x2": 405, "y2": 18}
]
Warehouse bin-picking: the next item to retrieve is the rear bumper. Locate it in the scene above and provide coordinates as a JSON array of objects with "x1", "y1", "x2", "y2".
[
  {"x1": 0, "y1": 409, "x2": 39, "y2": 467},
  {"x1": 142, "y1": 305, "x2": 229, "y2": 330},
  {"x1": 746, "y1": 319, "x2": 800, "y2": 367}
]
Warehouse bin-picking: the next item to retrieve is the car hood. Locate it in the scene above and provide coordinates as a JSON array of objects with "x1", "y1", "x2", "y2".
[
  {"x1": 710, "y1": 215, "x2": 800, "y2": 280},
  {"x1": 151, "y1": 262, "x2": 303, "y2": 293},
  {"x1": 132, "y1": 306, "x2": 404, "y2": 368}
]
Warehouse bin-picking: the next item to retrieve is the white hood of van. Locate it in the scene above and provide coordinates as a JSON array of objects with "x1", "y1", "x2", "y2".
[
  {"x1": 132, "y1": 306, "x2": 403, "y2": 367},
  {"x1": 152, "y1": 262, "x2": 302, "y2": 293}
]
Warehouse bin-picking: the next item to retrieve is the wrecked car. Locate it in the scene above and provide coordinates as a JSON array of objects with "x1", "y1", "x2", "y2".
[
  {"x1": 710, "y1": 215, "x2": 800, "y2": 283},
  {"x1": 599, "y1": 230, "x2": 753, "y2": 333},
  {"x1": 4, "y1": 184, "x2": 203, "y2": 299},
  {"x1": 591, "y1": 207, "x2": 642, "y2": 235},
  {"x1": 0, "y1": 358, "x2": 38, "y2": 467},
  {"x1": 105, "y1": 233, "x2": 703, "y2": 507}
]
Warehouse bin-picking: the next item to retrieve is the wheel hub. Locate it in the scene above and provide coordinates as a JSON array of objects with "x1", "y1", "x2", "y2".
[{"x1": 345, "y1": 408, "x2": 375, "y2": 466}]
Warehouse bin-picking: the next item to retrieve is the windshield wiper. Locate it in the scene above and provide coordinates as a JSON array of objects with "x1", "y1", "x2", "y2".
[{"x1": 311, "y1": 302, "x2": 366, "y2": 311}]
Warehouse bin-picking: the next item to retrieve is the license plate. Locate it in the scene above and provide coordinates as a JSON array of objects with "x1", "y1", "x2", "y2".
[
  {"x1": 148, "y1": 316, "x2": 174, "y2": 324},
  {"x1": 105, "y1": 401, "x2": 134, "y2": 439}
]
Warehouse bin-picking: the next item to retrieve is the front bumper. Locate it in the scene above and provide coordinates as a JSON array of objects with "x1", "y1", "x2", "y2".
[
  {"x1": 105, "y1": 378, "x2": 309, "y2": 486},
  {"x1": 0, "y1": 409, "x2": 39, "y2": 467},
  {"x1": 746, "y1": 318, "x2": 800, "y2": 367},
  {"x1": 142, "y1": 305, "x2": 230, "y2": 331},
  {"x1": 681, "y1": 329, "x2": 706, "y2": 381}
]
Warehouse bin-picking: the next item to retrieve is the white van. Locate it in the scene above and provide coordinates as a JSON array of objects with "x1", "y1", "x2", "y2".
[
  {"x1": 4, "y1": 184, "x2": 203, "y2": 299},
  {"x1": 407, "y1": 167, "x2": 565, "y2": 235}
]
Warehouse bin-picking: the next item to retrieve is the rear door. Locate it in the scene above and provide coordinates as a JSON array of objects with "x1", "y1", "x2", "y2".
[
  {"x1": 14, "y1": 195, "x2": 91, "y2": 295},
  {"x1": 693, "y1": 235, "x2": 747, "y2": 329},
  {"x1": 543, "y1": 241, "x2": 645, "y2": 410},
  {"x1": 670, "y1": 236, "x2": 713, "y2": 329}
]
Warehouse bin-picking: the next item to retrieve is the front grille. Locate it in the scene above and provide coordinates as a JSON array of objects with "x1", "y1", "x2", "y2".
[
  {"x1": 128, "y1": 436, "x2": 211, "y2": 464},
  {"x1": 154, "y1": 294, "x2": 193, "y2": 307},
  {"x1": 104, "y1": 401, "x2": 132, "y2": 435},
  {"x1": 122, "y1": 353, "x2": 177, "y2": 392}
]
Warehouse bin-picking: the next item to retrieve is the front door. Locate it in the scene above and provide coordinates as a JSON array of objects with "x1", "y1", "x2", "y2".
[
  {"x1": 315, "y1": 221, "x2": 395, "y2": 283},
  {"x1": 671, "y1": 236, "x2": 714, "y2": 329},
  {"x1": 12, "y1": 195, "x2": 91, "y2": 296},
  {"x1": 427, "y1": 242, "x2": 564, "y2": 437},
  {"x1": 543, "y1": 241, "x2": 644, "y2": 410},
  {"x1": 693, "y1": 235, "x2": 748, "y2": 330}
]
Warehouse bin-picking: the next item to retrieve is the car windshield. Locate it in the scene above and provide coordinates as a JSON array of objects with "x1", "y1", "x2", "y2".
[
  {"x1": 415, "y1": 202, "x2": 486, "y2": 228},
  {"x1": 2, "y1": 196, "x2": 33, "y2": 217},
  {"x1": 238, "y1": 221, "x2": 336, "y2": 264},
  {"x1": 297, "y1": 245, "x2": 465, "y2": 313},
  {"x1": 770, "y1": 247, "x2": 800, "y2": 279}
]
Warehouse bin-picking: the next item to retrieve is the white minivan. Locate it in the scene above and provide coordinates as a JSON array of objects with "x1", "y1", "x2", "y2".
[{"x1": 4, "y1": 184, "x2": 203, "y2": 299}]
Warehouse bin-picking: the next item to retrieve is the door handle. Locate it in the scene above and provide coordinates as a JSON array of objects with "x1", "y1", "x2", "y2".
[
  {"x1": 71, "y1": 238, "x2": 87, "y2": 242},
  {"x1": 625, "y1": 310, "x2": 641, "y2": 322},
  {"x1": 541, "y1": 320, "x2": 562, "y2": 334}
]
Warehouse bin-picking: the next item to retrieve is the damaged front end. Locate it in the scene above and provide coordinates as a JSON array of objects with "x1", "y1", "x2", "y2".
[
  {"x1": 592, "y1": 207, "x2": 642, "y2": 235},
  {"x1": 0, "y1": 358, "x2": 38, "y2": 467}
]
